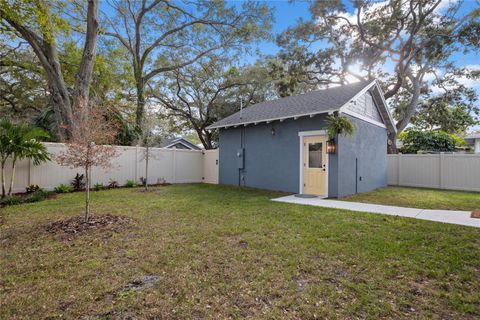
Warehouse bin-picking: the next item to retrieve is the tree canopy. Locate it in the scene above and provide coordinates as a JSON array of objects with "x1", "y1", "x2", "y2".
[{"x1": 1, "y1": 0, "x2": 479, "y2": 149}]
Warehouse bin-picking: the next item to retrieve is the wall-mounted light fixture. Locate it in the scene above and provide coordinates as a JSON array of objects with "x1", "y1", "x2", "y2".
[
  {"x1": 326, "y1": 138, "x2": 336, "y2": 154},
  {"x1": 271, "y1": 127, "x2": 276, "y2": 136}
]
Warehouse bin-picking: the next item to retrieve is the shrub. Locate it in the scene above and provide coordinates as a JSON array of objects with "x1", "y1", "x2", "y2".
[
  {"x1": 139, "y1": 177, "x2": 147, "y2": 187},
  {"x1": 26, "y1": 184, "x2": 41, "y2": 194},
  {"x1": 399, "y1": 130, "x2": 457, "y2": 154},
  {"x1": 26, "y1": 190, "x2": 48, "y2": 203},
  {"x1": 125, "y1": 180, "x2": 137, "y2": 188},
  {"x1": 94, "y1": 183, "x2": 105, "y2": 191},
  {"x1": 108, "y1": 180, "x2": 119, "y2": 189},
  {"x1": 1, "y1": 195, "x2": 22, "y2": 206},
  {"x1": 71, "y1": 173, "x2": 85, "y2": 191},
  {"x1": 54, "y1": 184, "x2": 74, "y2": 193}
]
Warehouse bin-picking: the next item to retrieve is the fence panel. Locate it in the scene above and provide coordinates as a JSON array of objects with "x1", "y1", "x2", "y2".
[
  {"x1": 387, "y1": 154, "x2": 480, "y2": 192},
  {"x1": 4, "y1": 143, "x2": 218, "y2": 194},
  {"x1": 203, "y1": 149, "x2": 219, "y2": 184}
]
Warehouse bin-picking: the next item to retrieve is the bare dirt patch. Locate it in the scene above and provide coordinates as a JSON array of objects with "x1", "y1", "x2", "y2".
[
  {"x1": 119, "y1": 275, "x2": 160, "y2": 293},
  {"x1": 45, "y1": 214, "x2": 131, "y2": 239}
]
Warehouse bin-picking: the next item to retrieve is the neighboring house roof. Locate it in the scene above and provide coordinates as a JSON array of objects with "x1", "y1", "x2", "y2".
[
  {"x1": 161, "y1": 137, "x2": 201, "y2": 150},
  {"x1": 207, "y1": 79, "x2": 396, "y2": 133},
  {"x1": 465, "y1": 133, "x2": 480, "y2": 143}
]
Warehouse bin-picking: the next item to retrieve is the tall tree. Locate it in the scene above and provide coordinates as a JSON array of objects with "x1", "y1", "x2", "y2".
[
  {"x1": 151, "y1": 60, "x2": 274, "y2": 149},
  {"x1": 0, "y1": 42, "x2": 48, "y2": 122},
  {"x1": 0, "y1": 0, "x2": 100, "y2": 139},
  {"x1": 274, "y1": 0, "x2": 480, "y2": 152},
  {"x1": 103, "y1": 0, "x2": 272, "y2": 137}
]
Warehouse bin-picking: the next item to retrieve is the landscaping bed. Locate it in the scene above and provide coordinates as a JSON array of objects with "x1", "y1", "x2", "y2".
[{"x1": 1, "y1": 184, "x2": 479, "y2": 319}]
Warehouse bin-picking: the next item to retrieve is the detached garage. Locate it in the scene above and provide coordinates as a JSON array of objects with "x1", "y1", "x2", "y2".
[{"x1": 207, "y1": 80, "x2": 397, "y2": 198}]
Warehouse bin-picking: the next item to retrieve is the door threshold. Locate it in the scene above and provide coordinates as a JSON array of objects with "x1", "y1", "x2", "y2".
[{"x1": 295, "y1": 194, "x2": 327, "y2": 199}]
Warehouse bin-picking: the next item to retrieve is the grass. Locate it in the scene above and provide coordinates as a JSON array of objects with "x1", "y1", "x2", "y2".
[
  {"x1": 1, "y1": 184, "x2": 479, "y2": 319},
  {"x1": 342, "y1": 186, "x2": 480, "y2": 211}
]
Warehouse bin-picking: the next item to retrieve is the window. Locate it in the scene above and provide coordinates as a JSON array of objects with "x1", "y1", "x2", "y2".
[{"x1": 308, "y1": 143, "x2": 322, "y2": 168}]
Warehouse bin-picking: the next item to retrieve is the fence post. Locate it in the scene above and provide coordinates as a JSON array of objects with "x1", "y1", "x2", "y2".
[
  {"x1": 397, "y1": 153, "x2": 401, "y2": 186},
  {"x1": 135, "y1": 146, "x2": 138, "y2": 182},
  {"x1": 27, "y1": 158, "x2": 31, "y2": 187},
  {"x1": 439, "y1": 152, "x2": 444, "y2": 189},
  {"x1": 172, "y1": 148, "x2": 176, "y2": 183}
]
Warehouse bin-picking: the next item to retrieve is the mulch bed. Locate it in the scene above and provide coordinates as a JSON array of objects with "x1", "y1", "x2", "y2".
[{"x1": 45, "y1": 214, "x2": 131, "y2": 238}]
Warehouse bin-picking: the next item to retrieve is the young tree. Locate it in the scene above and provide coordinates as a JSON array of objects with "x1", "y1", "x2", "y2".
[
  {"x1": 0, "y1": 0, "x2": 100, "y2": 139},
  {"x1": 56, "y1": 103, "x2": 119, "y2": 222},
  {"x1": 138, "y1": 112, "x2": 158, "y2": 191},
  {"x1": 7, "y1": 123, "x2": 50, "y2": 196},
  {"x1": 0, "y1": 119, "x2": 50, "y2": 197},
  {"x1": 103, "y1": 0, "x2": 272, "y2": 137},
  {"x1": 0, "y1": 120, "x2": 14, "y2": 198},
  {"x1": 274, "y1": 0, "x2": 480, "y2": 152}
]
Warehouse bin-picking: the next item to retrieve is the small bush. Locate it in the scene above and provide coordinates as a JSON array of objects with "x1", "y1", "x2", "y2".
[
  {"x1": 26, "y1": 190, "x2": 48, "y2": 203},
  {"x1": 1, "y1": 196, "x2": 22, "y2": 206},
  {"x1": 71, "y1": 173, "x2": 85, "y2": 191},
  {"x1": 94, "y1": 183, "x2": 105, "y2": 191},
  {"x1": 139, "y1": 177, "x2": 147, "y2": 187},
  {"x1": 55, "y1": 184, "x2": 74, "y2": 193},
  {"x1": 125, "y1": 180, "x2": 137, "y2": 188},
  {"x1": 108, "y1": 180, "x2": 119, "y2": 189},
  {"x1": 26, "y1": 184, "x2": 41, "y2": 194}
]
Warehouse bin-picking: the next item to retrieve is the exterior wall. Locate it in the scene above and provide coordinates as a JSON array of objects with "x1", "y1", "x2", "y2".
[
  {"x1": 219, "y1": 115, "x2": 334, "y2": 193},
  {"x1": 218, "y1": 95, "x2": 388, "y2": 197},
  {"x1": 335, "y1": 116, "x2": 388, "y2": 197},
  {"x1": 344, "y1": 91, "x2": 383, "y2": 123}
]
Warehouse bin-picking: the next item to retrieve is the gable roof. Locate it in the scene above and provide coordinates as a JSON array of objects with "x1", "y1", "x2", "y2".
[
  {"x1": 162, "y1": 137, "x2": 201, "y2": 150},
  {"x1": 207, "y1": 80, "x2": 396, "y2": 133}
]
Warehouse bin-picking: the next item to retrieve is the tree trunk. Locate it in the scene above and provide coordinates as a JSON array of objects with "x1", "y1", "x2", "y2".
[
  {"x1": 387, "y1": 131, "x2": 398, "y2": 154},
  {"x1": 1, "y1": 161, "x2": 6, "y2": 198},
  {"x1": 71, "y1": 0, "x2": 100, "y2": 125},
  {"x1": 7, "y1": 157, "x2": 16, "y2": 196},
  {"x1": 387, "y1": 73, "x2": 423, "y2": 154},
  {"x1": 0, "y1": 0, "x2": 99, "y2": 141},
  {"x1": 85, "y1": 166, "x2": 90, "y2": 222},
  {"x1": 197, "y1": 128, "x2": 213, "y2": 150},
  {"x1": 135, "y1": 81, "x2": 146, "y2": 137}
]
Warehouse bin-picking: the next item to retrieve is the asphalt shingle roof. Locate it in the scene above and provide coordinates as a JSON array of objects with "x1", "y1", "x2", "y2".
[{"x1": 208, "y1": 81, "x2": 372, "y2": 129}]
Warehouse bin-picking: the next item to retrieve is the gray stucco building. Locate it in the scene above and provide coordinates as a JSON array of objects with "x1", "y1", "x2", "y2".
[{"x1": 207, "y1": 80, "x2": 396, "y2": 198}]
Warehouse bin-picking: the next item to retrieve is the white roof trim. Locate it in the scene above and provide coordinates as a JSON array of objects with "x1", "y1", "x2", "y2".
[
  {"x1": 373, "y1": 80, "x2": 397, "y2": 133},
  {"x1": 207, "y1": 109, "x2": 338, "y2": 130},
  {"x1": 164, "y1": 140, "x2": 197, "y2": 150},
  {"x1": 208, "y1": 79, "x2": 396, "y2": 131},
  {"x1": 340, "y1": 109, "x2": 387, "y2": 129},
  {"x1": 338, "y1": 79, "x2": 396, "y2": 133}
]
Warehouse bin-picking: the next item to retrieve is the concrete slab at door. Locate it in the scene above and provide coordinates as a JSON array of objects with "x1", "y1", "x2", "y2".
[{"x1": 303, "y1": 135, "x2": 327, "y2": 196}]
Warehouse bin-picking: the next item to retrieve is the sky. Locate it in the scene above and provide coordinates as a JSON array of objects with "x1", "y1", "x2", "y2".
[{"x1": 250, "y1": 0, "x2": 480, "y2": 132}]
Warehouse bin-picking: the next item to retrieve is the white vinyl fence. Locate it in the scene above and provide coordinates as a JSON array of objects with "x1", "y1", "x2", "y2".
[
  {"x1": 388, "y1": 153, "x2": 480, "y2": 192},
  {"x1": 3, "y1": 143, "x2": 219, "y2": 193}
]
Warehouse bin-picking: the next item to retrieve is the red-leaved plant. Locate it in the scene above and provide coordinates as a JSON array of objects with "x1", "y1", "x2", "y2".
[{"x1": 56, "y1": 102, "x2": 119, "y2": 222}]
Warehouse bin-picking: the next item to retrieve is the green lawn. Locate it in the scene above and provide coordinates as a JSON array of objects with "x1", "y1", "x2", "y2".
[
  {"x1": 1, "y1": 184, "x2": 479, "y2": 319},
  {"x1": 342, "y1": 186, "x2": 480, "y2": 211}
]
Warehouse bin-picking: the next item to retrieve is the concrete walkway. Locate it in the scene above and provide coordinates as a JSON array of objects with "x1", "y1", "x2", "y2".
[{"x1": 272, "y1": 195, "x2": 480, "y2": 228}]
